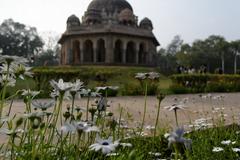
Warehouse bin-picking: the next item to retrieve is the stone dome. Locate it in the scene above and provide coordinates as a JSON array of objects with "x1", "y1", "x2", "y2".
[
  {"x1": 67, "y1": 15, "x2": 80, "y2": 29},
  {"x1": 87, "y1": 0, "x2": 133, "y2": 14},
  {"x1": 118, "y1": 8, "x2": 134, "y2": 22},
  {"x1": 67, "y1": 15, "x2": 80, "y2": 24},
  {"x1": 85, "y1": 9, "x2": 102, "y2": 24},
  {"x1": 140, "y1": 17, "x2": 153, "y2": 30}
]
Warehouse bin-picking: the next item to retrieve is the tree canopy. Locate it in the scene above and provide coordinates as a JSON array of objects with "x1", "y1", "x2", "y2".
[
  {"x1": 0, "y1": 19, "x2": 44, "y2": 59},
  {"x1": 156, "y1": 35, "x2": 240, "y2": 74}
]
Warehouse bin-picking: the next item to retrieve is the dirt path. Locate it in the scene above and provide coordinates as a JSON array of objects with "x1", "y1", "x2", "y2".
[{"x1": 1, "y1": 93, "x2": 240, "y2": 142}]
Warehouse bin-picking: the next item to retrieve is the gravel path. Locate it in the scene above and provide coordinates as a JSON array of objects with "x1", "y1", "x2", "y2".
[{"x1": 1, "y1": 93, "x2": 240, "y2": 142}]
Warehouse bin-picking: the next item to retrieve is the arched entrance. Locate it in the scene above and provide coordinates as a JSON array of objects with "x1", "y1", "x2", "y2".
[
  {"x1": 72, "y1": 40, "x2": 80, "y2": 64},
  {"x1": 97, "y1": 39, "x2": 106, "y2": 62},
  {"x1": 83, "y1": 40, "x2": 93, "y2": 62},
  {"x1": 114, "y1": 40, "x2": 123, "y2": 63},
  {"x1": 126, "y1": 41, "x2": 136, "y2": 63},
  {"x1": 139, "y1": 43, "x2": 146, "y2": 64}
]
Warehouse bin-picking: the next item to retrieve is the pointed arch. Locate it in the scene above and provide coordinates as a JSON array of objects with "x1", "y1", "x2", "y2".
[
  {"x1": 126, "y1": 41, "x2": 136, "y2": 63},
  {"x1": 83, "y1": 40, "x2": 93, "y2": 62},
  {"x1": 139, "y1": 43, "x2": 147, "y2": 64},
  {"x1": 114, "y1": 39, "x2": 123, "y2": 63},
  {"x1": 97, "y1": 39, "x2": 106, "y2": 62},
  {"x1": 72, "y1": 40, "x2": 81, "y2": 64}
]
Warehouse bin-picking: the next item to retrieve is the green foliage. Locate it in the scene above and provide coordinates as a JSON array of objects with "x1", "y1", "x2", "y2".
[
  {"x1": 33, "y1": 49, "x2": 59, "y2": 66},
  {"x1": 169, "y1": 84, "x2": 190, "y2": 94},
  {"x1": 188, "y1": 124, "x2": 240, "y2": 160},
  {"x1": 32, "y1": 66, "x2": 161, "y2": 97},
  {"x1": 0, "y1": 19, "x2": 43, "y2": 58},
  {"x1": 156, "y1": 35, "x2": 240, "y2": 74},
  {"x1": 170, "y1": 74, "x2": 240, "y2": 93},
  {"x1": 98, "y1": 88, "x2": 118, "y2": 97}
]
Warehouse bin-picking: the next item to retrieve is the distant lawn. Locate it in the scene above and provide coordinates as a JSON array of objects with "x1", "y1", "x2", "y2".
[
  {"x1": 158, "y1": 76, "x2": 173, "y2": 94},
  {"x1": 7, "y1": 66, "x2": 172, "y2": 97}
]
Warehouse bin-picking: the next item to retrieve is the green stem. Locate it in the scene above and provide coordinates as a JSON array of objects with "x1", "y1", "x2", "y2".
[
  {"x1": 117, "y1": 104, "x2": 123, "y2": 139},
  {"x1": 154, "y1": 98, "x2": 161, "y2": 137},
  {"x1": 48, "y1": 94, "x2": 63, "y2": 144},
  {"x1": 71, "y1": 94, "x2": 75, "y2": 121},
  {"x1": 86, "y1": 96, "x2": 90, "y2": 121},
  {"x1": 140, "y1": 82, "x2": 148, "y2": 134},
  {"x1": 6, "y1": 99, "x2": 13, "y2": 117},
  {"x1": 174, "y1": 109, "x2": 179, "y2": 127},
  {"x1": 174, "y1": 143, "x2": 179, "y2": 160},
  {"x1": 10, "y1": 135, "x2": 15, "y2": 160},
  {"x1": 0, "y1": 64, "x2": 10, "y2": 119}
]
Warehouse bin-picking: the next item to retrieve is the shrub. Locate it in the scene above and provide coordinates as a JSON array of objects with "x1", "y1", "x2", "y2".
[
  {"x1": 97, "y1": 88, "x2": 118, "y2": 97},
  {"x1": 121, "y1": 81, "x2": 142, "y2": 96},
  {"x1": 169, "y1": 84, "x2": 190, "y2": 94},
  {"x1": 170, "y1": 74, "x2": 240, "y2": 94},
  {"x1": 32, "y1": 66, "x2": 159, "y2": 97}
]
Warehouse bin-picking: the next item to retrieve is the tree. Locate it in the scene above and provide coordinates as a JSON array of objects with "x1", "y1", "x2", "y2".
[
  {"x1": 229, "y1": 40, "x2": 240, "y2": 74},
  {"x1": 189, "y1": 40, "x2": 214, "y2": 71},
  {"x1": 0, "y1": 19, "x2": 44, "y2": 59},
  {"x1": 33, "y1": 49, "x2": 59, "y2": 66},
  {"x1": 175, "y1": 43, "x2": 192, "y2": 67},
  {"x1": 166, "y1": 35, "x2": 183, "y2": 55},
  {"x1": 156, "y1": 48, "x2": 178, "y2": 74},
  {"x1": 205, "y1": 35, "x2": 228, "y2": 73}
]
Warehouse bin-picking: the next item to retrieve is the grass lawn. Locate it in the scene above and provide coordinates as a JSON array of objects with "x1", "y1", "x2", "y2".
[{"x1": 10, "y1": 66, "x2": 173, "y2": 97}]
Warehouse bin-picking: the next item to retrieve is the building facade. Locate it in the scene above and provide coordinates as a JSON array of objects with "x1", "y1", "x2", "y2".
[{"x1": 58, "y1": 0, "x2": 159, "y2": 66}]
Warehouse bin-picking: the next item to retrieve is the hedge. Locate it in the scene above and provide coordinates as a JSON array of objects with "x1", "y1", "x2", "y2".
[
  {"x1": 32, "y1": 66, "x2": 160, "y2": 97},
  {"x1": 170, "y1": 74, "x2": 240, "y2": 93}
]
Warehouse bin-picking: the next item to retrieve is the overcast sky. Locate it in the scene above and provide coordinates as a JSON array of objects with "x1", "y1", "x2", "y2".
[{"x1": 1, "y1": 0, "x2": 240, "y2": 47}]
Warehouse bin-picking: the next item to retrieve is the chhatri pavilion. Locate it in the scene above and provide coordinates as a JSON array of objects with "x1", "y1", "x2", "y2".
[{"x1": 58, "y1": 0, "x2": 159, "y2": 66}]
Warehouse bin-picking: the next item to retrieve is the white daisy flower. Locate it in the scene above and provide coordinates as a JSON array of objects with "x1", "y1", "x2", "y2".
[
  {"x1": 60, "y1": 123, "x2": 76, "y2": 133},
  {"x1": 212, "y1": 147, "x2": 224, "y2": 152},
  {"x1": 164, "y1": 104, "x2": 185, "y2": 111},
  {"x1": 95, "y1": 86, "x2": 119, "y2": 92},
  {"x1": 74, "y1": 121, "x2": 99, "y2": 133},
  {"x1": 135, "y1": 73, "x2": 147, "y2": 80},
  {"x1": 32, "y1": 100, "x2": 55, "y2": 111},
  {"x1": 0, "y1": 74, "x2": 16, "y2": 87},
  {"x1": 232, "y1": 148, "x2": 240, "y2": 152},
  {"x1": 21, "y1": 89, "x2": 40, "y2": 99},
  {"x1": 148, "y1": 152, "x2": 161, "y2": 157},
  {"x1": 69, "y1": 79, "x2": 84, "y2": 93},
  {"x1": 12, "y1": 64, "x2": 32, "y2": 80},
  {"x1": 106, "y1": 153, "x2": 119, "y2": 157},
  {"x1": 221, "y1": 140, "x2": 231, "y2": 145},
  {"x1": 119, "y1": 143, "x2": 132, "y2": 148},
  {"x1": 0, "y1": 55, "x2": 28, "y2": 65},
  {"x1": 145, "y1": 125, "x2": 155, "y2": 130},
  {"x1": 50, "y1": 79, "x2": 72, "y2": 94},
  {"x1": 80, "y1": 89, "x2": 100, "y2": 97},
  {"x1": 89, "y1": 136, "x2": 119, "y2": 154},
  {"x1": 148, "y1": 72, "x2": 160, "y2": 80},
  {"x1": 0, "y1": 128, "x2": 25, "y2": 136}
]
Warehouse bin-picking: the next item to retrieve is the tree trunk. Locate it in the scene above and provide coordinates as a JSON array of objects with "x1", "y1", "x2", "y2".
[
  {"x1": 221, "y1": 53, "x2": 225, "y2": 74},
  {"x1": 234, "y1": 54, "x2": 238, "y2": 74}
]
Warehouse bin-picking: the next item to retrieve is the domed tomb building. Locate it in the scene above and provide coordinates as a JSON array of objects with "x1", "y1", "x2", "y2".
[{"x1": 58, "y1": 0, "x2": 159, "y2": 66}]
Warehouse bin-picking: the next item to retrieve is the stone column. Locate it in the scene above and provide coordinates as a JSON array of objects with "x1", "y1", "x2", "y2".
[
  {"x1": 64, "y1": 45, "x2": 68, "y2": 65},
  {"x1": 135, "y1": 42, "x2": 139, "y2": 64},
  {"x1": 60, "y1": 45, "x2": 64, "y2": 65},
  {"x1": 106, "y1": 36, "x2": 114, "y2": 63},
  {"x1": 80, "y1": 41, "x2": 84, "y2": 63},
  {"x1": 136, "y1": 48, "x2": 139, "y2": 65},
  {"x1": 122, "y1": 41, "x2": 127, "y2": 64},
  {"x1": 146, "y1": 43, "x2": 150, "y2": 64},
  {"x1": 93, "y1": 40, "x2": 97, "y2": 63},
  {"x1": 66, "y1": 40, "x2": 72, "y2": 65}
]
